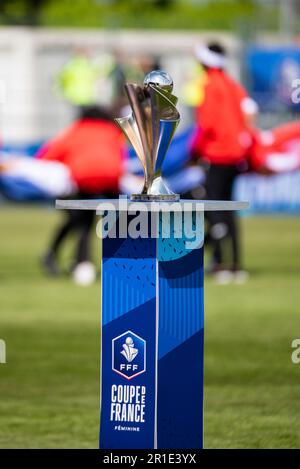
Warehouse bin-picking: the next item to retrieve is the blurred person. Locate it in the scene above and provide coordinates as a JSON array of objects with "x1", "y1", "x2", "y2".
[
  {"x1": 56, "y1": 47, "x2": 148, "y2": 120},
  {"x1": 112, "y1": 54, "x2": 161, "y2": 119},
  {"x1": 138, "y1": 54, "x2": 161, "y2": 76},
  {"x1": 108, "y1": 49, "x2": 145, "y2": 117},
  {"x1": 191, "y1": 41, "x2": 254, "y2": 283},
  {"x1": 181, "y1": 61, "x2": 209, "y2": 127},
  {"x1": 61, "y1": 49, "x2": 152, "y2": 119},
  {"x1": 38, "y1": 106, "x2": 125, "y2": 285},
  {"x1": 56, "y1": 47, "x2": 100, "y2": 107}
]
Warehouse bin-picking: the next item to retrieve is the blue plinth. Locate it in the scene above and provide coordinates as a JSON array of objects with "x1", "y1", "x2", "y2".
[
  {"x1": 56, "y1": 197, "x2": 248, "y2": 449},
  {"x1": 99, "y1": 210, "x2": 204, "y2": 449}
]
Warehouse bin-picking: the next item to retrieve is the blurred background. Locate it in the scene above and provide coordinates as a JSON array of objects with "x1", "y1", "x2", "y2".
[
  {"x1": 1, "y1": 0, "x2": 300, "y2": 210},
  {"x1": 0, "y1": 0, "x2": 300, "y2": 449}
]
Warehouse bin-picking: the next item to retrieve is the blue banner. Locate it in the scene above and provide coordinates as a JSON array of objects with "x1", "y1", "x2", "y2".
[
  {"x1": 235, "y1": 171, "x2": 300, "y2": 214},
  {"x1": 246, "y1": 45, "x2": 300, "y2": 110}
]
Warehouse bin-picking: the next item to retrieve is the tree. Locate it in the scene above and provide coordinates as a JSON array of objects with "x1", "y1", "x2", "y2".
[{"x1": 0, "y1": 0, "x2": 48, "y2": 26}]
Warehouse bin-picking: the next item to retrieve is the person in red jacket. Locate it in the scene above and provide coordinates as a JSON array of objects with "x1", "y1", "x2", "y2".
[
  {"x1": 192, "y1": 42, "x2": 253, "y2": 283},
  {"x1": 39, "y1": 106, "x2": 125, "y2": 284}
]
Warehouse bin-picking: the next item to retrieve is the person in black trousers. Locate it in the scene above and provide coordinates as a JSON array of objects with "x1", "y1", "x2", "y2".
[
  {"x1": 205, "y1": 164, "x2": 241, "y2": 274},
  {"x1": 191, "y1": 41, "x2": 254, "y2": 282},
  {"x1": 43, "y1": 196, "x2": 96, "y2": 277},
  {"x1": 40, "y1": 106, "x2": 124, "y2": 284}
]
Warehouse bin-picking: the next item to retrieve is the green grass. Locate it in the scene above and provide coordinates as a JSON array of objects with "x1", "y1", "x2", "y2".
[{"x1": 0, "y1": 206, "x2": 300, "y2": 448}]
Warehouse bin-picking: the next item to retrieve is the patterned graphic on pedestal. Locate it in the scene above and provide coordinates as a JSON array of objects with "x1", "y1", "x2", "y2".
[
  {"x1": 158, "y1": 211, "x2": 204, "y2": 449},
  {"x1": 100, "y1": 214, "x2": 157, "y2": 449}
]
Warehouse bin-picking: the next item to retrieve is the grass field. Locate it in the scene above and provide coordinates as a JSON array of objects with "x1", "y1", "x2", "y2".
[{"x1": 0, "y1": 206, "x2": 300, "y2": 449}]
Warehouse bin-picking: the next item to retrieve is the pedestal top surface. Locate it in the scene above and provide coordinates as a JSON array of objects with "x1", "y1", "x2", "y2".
[{"x1": 56, "y1": 198, "x2": 249, "y2": 212}]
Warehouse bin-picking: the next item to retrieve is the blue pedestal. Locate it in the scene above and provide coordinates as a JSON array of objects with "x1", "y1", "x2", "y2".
[
  {"x1": 55, "y1": 198, "x2": 248, "y2": 450},
  {"x1": 99, "y1": 209, "x2": 204, "y2": 449}
]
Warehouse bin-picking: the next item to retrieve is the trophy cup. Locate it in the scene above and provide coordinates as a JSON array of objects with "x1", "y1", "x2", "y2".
[
  {"x1": 56, "y1": 69, "x2": 249, "y2": 451},
  {"x1": 115, "y1": 70, "x2": 180, "y2": 201}
]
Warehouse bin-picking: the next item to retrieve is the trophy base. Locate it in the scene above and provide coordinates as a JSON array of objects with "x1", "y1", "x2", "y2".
[{"x1": 130, "y1": 194, "x2": 180, "y2": 202}]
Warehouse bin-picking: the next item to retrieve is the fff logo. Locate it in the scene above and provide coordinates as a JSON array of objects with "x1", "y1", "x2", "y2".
[{"x1": 112, "y1": 331, "x2": 146, "y2": 380}]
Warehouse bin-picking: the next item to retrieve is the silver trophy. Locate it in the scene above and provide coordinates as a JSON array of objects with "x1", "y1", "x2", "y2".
[{"x1": 115, "y1": 70, "x2": 180, "y2": 201}]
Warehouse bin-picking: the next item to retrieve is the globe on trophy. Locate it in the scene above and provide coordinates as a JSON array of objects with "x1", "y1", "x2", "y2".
[{"x1": 115, "y1": 70, "x2": 180, "y2": 201}]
